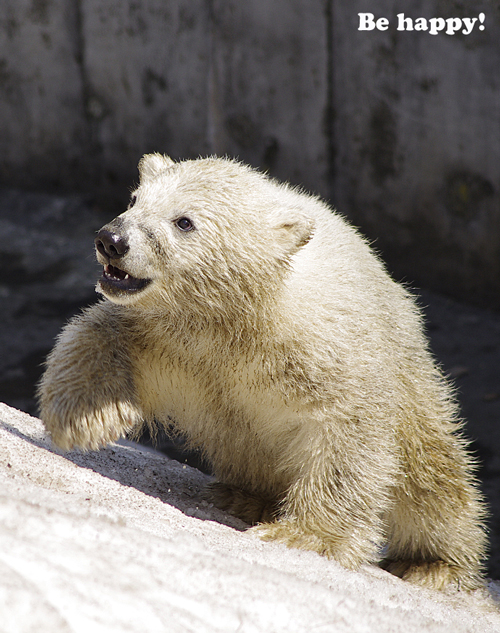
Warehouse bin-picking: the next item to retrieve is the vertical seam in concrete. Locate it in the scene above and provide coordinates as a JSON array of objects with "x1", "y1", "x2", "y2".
[
  {"x1": 324, "y1": 0, "x2": 336, "y2": 203},
  {"x1": 73, "y1": 0, "x2": 102, "y2": 170},
  {"x1": 73, "y1": 0, "x2": 89, "y2": 114},
  {"x1": 206, "y1": 0, "x2": 216, "y2": 154},
  {"x1": 206, "y1": 0, "x2": 219, "y2": 155},
  {"x1": 206, "y1": 0, "x2": 230, "y2": 156}
]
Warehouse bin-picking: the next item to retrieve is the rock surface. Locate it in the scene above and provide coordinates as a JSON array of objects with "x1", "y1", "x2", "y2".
[
  {"x1": 1, "y1": 403, "x2": 499, "y2": 633},
  {"x1": 0, "y1": 188, "x2": 102, "y2": 413}
]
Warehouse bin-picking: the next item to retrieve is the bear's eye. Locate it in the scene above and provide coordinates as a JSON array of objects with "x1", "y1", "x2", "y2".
[
  {"x1": 129, "y1": 194, "x2": 137, "y2": 208},
  {"x1": 174, "y1": 217, "x2": 195, "y2": 232}
]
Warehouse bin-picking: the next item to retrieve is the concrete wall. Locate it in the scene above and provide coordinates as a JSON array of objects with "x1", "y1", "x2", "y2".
[
  {"x1": 1, "y1": 0, "x2": 499, "y2": 307},
  {"x1": 332, "y1": 1, "x2": 500, "y2": 308}
]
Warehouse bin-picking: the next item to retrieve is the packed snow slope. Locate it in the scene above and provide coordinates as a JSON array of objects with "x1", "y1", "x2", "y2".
[{"x1": 1, "y1": 403, "x2": 499, "y2": 633}]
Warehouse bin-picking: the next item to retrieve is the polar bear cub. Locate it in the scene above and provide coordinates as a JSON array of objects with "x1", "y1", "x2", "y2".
[{"x1": 39, "y1": 154, "x2": 487, "y2": 591}]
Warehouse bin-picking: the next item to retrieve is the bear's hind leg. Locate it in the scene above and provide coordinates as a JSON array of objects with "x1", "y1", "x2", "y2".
[
  {"x1": 381, "y1": 560, "x2": 475, "y2": 591},
  {"x1": 382, "y1": 442, "x2": 488, "y2": 591}
]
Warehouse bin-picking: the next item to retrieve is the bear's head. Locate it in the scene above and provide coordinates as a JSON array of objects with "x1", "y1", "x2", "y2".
[{"x1": 94, "y1": 154, "x2": 314, "y2": 320}]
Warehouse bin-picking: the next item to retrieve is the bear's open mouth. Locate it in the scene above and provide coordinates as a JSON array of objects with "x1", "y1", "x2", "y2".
[{"x1": 99, "y1": 264, "x2": 151, "y2": 294}]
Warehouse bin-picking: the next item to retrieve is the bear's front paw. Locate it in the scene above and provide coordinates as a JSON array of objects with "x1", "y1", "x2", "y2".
[{"x1": 41, "y1": 398, "x2": 141, "y2": 451}]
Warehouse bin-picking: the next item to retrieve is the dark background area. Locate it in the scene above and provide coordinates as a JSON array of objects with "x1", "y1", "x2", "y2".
[{"x1": 0, "y1": 1, "x2": 499, "y2": 578}]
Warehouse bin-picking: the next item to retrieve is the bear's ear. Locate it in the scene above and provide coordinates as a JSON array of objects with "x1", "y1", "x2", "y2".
[
  {"x1": 138, "y1": 153, "x2": 174, "y2": 183},
  {"x1": 273, "y1": 213, "x2": 315, "y2": 254}
]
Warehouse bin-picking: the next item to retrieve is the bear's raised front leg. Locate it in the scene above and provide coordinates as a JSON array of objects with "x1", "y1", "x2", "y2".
[{"x1": 38, "y1": 302, "x2": 144, "y2": 451}]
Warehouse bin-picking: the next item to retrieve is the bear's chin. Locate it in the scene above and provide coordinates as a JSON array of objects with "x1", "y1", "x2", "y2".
[{"x1": 96, "y1": 264, "x2": 151, "y2": 301}]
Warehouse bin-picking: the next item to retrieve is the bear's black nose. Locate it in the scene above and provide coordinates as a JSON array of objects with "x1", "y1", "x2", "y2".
[{"x1": 95, "y1": 229, "x2": 129, "y2": 259}]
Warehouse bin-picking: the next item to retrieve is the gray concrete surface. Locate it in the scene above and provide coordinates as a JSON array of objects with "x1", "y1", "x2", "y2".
[
  {"x1": 332, "y1": 1, "x2": 500, "y2": 308},
  {"x1": 0, "y1": 1, "x2": 499, "y2": 306}
]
